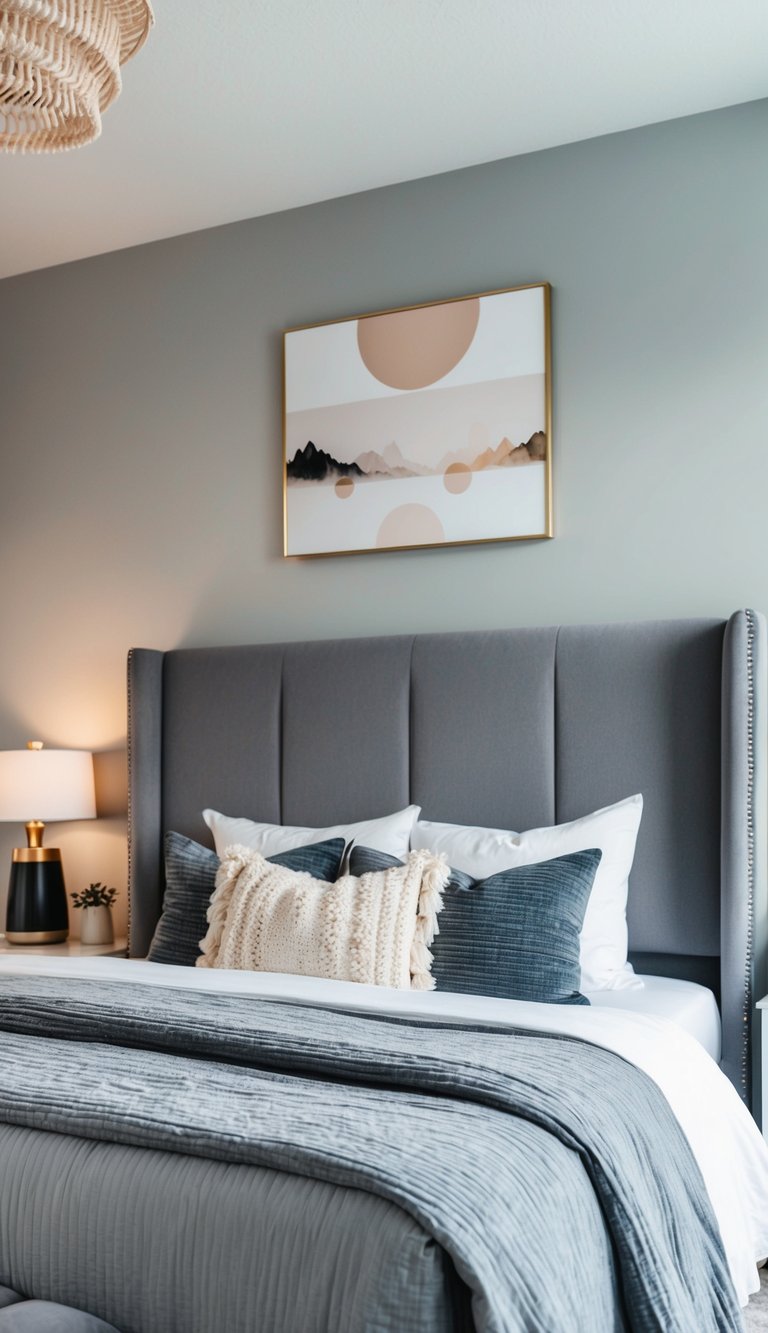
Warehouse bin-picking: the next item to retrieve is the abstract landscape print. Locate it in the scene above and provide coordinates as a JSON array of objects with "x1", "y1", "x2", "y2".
[{"x1": 283, "y1": 282, "x2": 552, "y2": 557}]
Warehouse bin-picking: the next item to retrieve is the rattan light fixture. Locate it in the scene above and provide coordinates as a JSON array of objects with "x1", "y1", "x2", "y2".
[{"x1": 0, "y1": 0, "x2": 154, "y2": 152}]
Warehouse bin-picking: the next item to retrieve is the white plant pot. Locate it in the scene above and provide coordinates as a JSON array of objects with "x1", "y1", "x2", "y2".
[{"x1": 79, "y1": 905, "x2": 114, "y2": 946}]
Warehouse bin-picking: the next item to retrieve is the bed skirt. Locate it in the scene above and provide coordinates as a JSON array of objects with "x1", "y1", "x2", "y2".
[{"x1": 0, "y1": 1124, "x2": 471, "y2": 1332}]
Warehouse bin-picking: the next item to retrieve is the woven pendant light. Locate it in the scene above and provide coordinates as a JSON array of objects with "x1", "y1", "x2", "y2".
[{"x1": 0, "y1": 0, "x2": 153, "y2": 152}]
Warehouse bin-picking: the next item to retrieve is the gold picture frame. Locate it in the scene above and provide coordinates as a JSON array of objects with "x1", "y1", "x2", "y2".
[{"x1": 283, "y1": 281, "x2": 552, "y2": 559}]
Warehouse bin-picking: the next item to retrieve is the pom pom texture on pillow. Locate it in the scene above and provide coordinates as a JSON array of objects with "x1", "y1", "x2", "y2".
[{"x1": 198, "y1": 846, "x2": 450, "y2": 990}]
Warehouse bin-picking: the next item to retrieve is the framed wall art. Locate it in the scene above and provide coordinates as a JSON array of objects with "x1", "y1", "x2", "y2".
[{"x1": 283, "y1": 281, "x2": 552, "y2": 558}]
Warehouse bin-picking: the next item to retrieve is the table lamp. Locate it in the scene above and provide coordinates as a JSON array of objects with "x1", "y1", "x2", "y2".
[{"x1": 0, "y1": 741, "x2": 96, "y2": 943}]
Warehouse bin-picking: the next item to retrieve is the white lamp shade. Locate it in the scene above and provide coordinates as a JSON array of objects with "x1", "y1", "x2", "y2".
[{"x1": 0, "y1": 749, "x2": 96, "y2": 823}]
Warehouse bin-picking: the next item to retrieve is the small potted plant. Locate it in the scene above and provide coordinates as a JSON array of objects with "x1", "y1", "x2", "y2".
[{"x1": 70, "y1": 882, "x2": 117, "y2": 945}]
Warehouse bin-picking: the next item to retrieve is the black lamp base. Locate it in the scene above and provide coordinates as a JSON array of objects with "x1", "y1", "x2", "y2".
[{"x1": 5, "y1": 851, "x2": 69, "y2": 944}]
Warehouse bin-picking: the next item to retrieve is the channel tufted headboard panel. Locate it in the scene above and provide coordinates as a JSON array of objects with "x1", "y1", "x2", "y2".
[{"x1": 127, "y1": 611, "x2": 767, "y2": 1106}]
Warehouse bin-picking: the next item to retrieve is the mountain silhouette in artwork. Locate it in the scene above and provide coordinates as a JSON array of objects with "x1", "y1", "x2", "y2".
[
  {"x1": 287, "y1": 441, "x2": 363, "y2": 483},
  {"x1": 438, "y1": 432, "x2": 547, "y2": 473},
  {"x1": 485, "y1": 431, "x2": 547, "y2": 466},
  {"x1": 354, "y1": 448, "x2": 398, "y2": 476},
  {"x1": 521, "y1": 431, "x2": 547, "y2": 461},
  {"x1": 470, "y1": 438, "x2": 517, "y2": 471},
  {"x1": 353, "y1": 441, "x2": 431, "y2": 478},
  {"x1": 287, "y1": 433, "x2": 546, "y2": 485}
]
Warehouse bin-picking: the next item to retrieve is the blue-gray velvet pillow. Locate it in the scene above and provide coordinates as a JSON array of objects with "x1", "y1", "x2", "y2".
[
  {"x1": 148, "y1": 832, "x2": 346, "y2": 966},
  {"x1": 347, "y1": 845, "x2": 602, "y2": 1005}
]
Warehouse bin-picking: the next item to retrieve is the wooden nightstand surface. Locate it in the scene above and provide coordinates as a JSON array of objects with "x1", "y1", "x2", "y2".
[{"x1": 0, "y1": 935, "x2": 127, "y2": 958}]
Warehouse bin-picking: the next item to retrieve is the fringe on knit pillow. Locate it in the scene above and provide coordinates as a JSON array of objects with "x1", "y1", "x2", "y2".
[{"x1": 197, "y1": 845, "x2": 449, "y2": 990}]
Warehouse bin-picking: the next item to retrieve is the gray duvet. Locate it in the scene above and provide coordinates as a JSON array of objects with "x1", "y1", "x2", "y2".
[{"x1": 0, "y1": 977, "x2": 744, "y2": 1333}]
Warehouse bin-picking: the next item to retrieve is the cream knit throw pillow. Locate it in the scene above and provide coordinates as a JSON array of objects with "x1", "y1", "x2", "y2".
[{"x1": 197, "y1": 845, "x2": 449, "y2": 990}]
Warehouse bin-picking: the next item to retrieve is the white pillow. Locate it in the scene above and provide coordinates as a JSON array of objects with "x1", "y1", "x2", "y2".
[
  {"x1": 203, "y1": 804, "x2": 420, "y2": 862},
  {"x1": 410, "y1": 795, "x2": 643, "y2": 992}
]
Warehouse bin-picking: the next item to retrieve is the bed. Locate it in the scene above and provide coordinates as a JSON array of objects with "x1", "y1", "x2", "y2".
[{"x1": 0, "y1": 611, "x2": 766, "y2": 1332}]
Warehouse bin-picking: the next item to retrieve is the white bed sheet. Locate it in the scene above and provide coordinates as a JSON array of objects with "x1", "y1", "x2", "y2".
[
  {"x1": 0, "y1": 954, "x2": 766, "y2": 1306},
  {"x1": 587, "y1": 974, "x2": 722, "y2": 1062}
]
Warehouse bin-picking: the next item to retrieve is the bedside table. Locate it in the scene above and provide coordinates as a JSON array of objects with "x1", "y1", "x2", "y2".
[{"x1": 0, "y1": 935, "x2": 127, "y2": 958}]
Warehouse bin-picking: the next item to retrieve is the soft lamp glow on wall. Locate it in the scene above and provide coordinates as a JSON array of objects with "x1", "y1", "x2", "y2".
[
  {"x1": 0, "y1": 741, "x2": 96, "y2": 942},
  {"x1": 0, "y1": 0, "x2": 154, "y2": 153}
]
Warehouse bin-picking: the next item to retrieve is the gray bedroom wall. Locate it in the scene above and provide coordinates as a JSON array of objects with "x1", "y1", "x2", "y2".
[{"x1": 0, "y1": 98, "x2": 766, "y2": 932}]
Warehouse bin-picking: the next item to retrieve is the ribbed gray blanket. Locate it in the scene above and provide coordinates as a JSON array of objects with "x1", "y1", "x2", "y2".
[{"x1": 0, "y1": 977, "x2": 743, "y2": 1333}]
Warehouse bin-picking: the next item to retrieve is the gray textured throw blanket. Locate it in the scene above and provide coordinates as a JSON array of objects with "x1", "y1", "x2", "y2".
[{"x1": 0, "y1": 976, "x2": 743, "y2": 1333}]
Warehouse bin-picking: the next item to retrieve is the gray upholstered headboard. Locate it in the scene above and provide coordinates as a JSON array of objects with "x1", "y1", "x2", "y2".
[{"x1": 127, "y1": 611, "x2": 768, "y2": 1108}]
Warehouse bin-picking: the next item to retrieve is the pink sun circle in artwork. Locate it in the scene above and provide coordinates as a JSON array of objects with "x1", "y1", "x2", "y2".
[
  {"x1": 335, "y1": 477, "x2": 355, "y2": 499},
  {"x1": 376, "y1": 504, "x2": 445, "y2": 550},
  {"x1": 358, "y1": 298, "x2": 480, "y2": 390},
  {"x1": 443, "y1": 462, "x2": 472, "y2": 494}
]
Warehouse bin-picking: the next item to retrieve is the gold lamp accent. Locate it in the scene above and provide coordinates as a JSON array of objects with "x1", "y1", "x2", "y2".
[
  {"x1": 0, "y1": 740, "x2": 96, "y2": 942},
  {"x1": 20, "y1": 740, "x2": 48, "y2": 852},
  {"x1": 0, "y1": 0, "x2": 154, "y2": 153}
]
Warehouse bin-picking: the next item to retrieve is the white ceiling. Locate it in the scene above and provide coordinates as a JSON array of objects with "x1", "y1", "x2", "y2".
[{"x1": 1, "y1": 0, "x2": 766, "y2": 280}]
